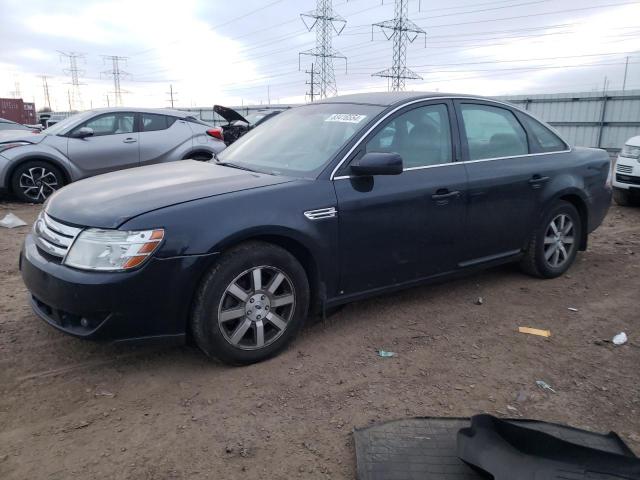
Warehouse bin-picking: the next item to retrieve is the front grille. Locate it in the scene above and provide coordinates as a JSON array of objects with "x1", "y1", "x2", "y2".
[
  {"x1": 616, "y1": 174, "x2": 640, "y2": 186},
  {"x1": 33, "y1": 213, "x2": 82, "y2": 259},
  {"x1": 617, "y1": 164, "x2": 634, "y2": 174}
]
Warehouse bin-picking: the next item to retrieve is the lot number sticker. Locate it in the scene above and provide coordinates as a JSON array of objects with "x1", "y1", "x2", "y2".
[{"x1": 325, "y1": 113, "x2": 367, "y2": 123}]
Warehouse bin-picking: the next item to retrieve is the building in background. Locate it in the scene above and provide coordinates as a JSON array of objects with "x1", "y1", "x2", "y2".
[{"x1": 0, "y1": 98, "x2": 37, "y2": 124}]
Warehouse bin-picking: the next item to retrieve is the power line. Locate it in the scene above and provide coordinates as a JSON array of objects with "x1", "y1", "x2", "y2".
[
  {"x1": 101, "y1": 55, "x2": 129, "y2": 107},
  {"x1": 58, "y1": 51, "x2": 85, "y2": 111},
  {"x1": 372, "y1": 0, "x2": 426, "y2": 91},
  {"x1": 299, "y1": 0, "x2": 348, "y2": 99}
]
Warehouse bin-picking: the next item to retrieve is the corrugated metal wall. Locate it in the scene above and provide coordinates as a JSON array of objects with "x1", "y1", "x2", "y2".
[
  {"x1": 183, "y1": 90, "x2": 640, "y2": 152},
  {"x1": 499, "y1": 89, "x2": 640, "y2": 152}
]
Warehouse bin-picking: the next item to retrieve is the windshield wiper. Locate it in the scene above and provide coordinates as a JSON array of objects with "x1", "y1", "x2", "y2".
[{"x1": 217, "y1": 161, "x2": 258, "y2": 173}]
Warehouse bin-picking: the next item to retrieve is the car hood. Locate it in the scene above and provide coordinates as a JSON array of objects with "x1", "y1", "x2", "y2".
[
  {"x1": 214, "y1": 105, "x2": 249, "y2": 124},
  {"x1": 46, "y1": 160, "x2": 294, "y2": 228},
  {"x1": 625, "y1": 135, "x2": 640, "y2": 148},
  {"x1": 0, "y1": 131, "x2": 44, "y2": 142}
]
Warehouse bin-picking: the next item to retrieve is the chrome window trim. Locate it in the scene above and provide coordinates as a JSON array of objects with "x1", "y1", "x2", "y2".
[
  {"x1": 333, "y1": 148, "x2": 572, "y2": 180},
  {"x1": 329, "y1": 95, "x2": 572, "y2": 181}
]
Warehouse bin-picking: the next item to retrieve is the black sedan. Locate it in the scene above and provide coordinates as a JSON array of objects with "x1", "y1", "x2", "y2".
[{"x1": 20, "y1": 92, "x2": 612, "y2": 364}]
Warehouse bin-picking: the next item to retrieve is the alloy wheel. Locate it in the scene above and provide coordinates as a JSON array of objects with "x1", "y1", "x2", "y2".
[
  {"x1": 218, "y1": 266, "x2": 296, "y2": 350},
  {"x1": 543, "y1": 213, "x2": 575, "y2": 268},
  {"x1": 19, "y1": 167, "x2": 59, "y2": 202}
]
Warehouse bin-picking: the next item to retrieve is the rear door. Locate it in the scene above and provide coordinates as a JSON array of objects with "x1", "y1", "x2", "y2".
[
  {"x1": 454, "y1": 100, "x2": 555, "y2": 265},
  {"x1": 138, "y1": 113, "x2": 193, "y2": 166},
  {"x1": 66, "y1": 112, "x2": 139, "y2": 177},
  {"x1": 334, "y1": 100, "x2": 468, "y2": 295}
]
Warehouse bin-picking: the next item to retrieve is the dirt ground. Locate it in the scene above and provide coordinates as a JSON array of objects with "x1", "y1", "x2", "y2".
[{"x1": 0, "y1": 199, "x2": 639, "y2": 480}]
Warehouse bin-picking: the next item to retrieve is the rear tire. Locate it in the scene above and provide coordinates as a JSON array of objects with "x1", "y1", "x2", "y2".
[
  {"x1": 11, "y1": 160, "x2": 65, "y2": 203},
  {"x1": 613, "y1": 188, "x2": 632, "y2": 206},
  {"x1": 520, "y1": 201, "x2": 582, "y2": 278},
  {"x1": 191, "y1": 241, "x2": 309, "y2": 365}
]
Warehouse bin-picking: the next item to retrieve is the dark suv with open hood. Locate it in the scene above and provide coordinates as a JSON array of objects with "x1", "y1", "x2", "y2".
[{"x1": 20, "y1": 92, "x2": 612, "y2": 364}]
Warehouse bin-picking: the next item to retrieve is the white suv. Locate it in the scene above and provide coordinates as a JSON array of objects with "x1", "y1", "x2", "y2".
[{"x1": 613, "y1": 135, "x2": 640, "y2": 206}]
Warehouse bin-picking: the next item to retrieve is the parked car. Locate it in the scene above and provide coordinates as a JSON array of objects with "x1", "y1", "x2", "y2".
[
  {"x1": 0, "y1": 107, "x2": 226, "y2": 202},
  {"x1": 214, "y1": 105, "x2": 283, "y2": 145},
  {"x1": 612, "y1": 135, "x2": 640, "y2": 206},
  {"x1": 20, "y1": 92, "x2": 612, "y2": 364},
  {"x1": 0, "y1": 117, "x2": 39, "y2": 134}
]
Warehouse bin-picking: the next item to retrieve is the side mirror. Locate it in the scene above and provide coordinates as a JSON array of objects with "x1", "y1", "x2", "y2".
[
  {"x1": 350, "y1": 152, "x2": 403, "y2": 176},
  {"x1": 72, "y1": 127, "x2": 94, "y2": 139}
]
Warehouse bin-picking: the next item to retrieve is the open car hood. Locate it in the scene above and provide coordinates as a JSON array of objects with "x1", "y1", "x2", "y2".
[{"x1": 214, "y1": 105, "x2": 249, "y2": 124}]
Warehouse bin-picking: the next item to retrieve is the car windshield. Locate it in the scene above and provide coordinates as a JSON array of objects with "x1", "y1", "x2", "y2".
[
  {"x1": 216, "y1": 103, "x2": 383, "y2": 178},
  {"x1": 44, "y1": 112, "x2": 92, "y2": 135}
]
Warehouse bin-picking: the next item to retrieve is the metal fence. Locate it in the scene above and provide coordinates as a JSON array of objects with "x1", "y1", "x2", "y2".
[
  {"x1": 499, "y1": 89, "x2": 640, "y2": 154},
  {"x1": 173, "y1": 90, "x2": 640, "y2": 154}
]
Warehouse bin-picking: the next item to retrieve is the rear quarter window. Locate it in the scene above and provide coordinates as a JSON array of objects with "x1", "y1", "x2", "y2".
[{"x1": 519, "y1": 115, "x2": 567, "y2": 152}]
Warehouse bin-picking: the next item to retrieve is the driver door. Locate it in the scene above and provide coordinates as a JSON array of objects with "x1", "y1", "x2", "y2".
[
  {"x1": 334, "y1": 101, "x2": 468, "y2": 296},
  {"x1": 67, "y1": 112, "x2": 140, "y2": 177}
]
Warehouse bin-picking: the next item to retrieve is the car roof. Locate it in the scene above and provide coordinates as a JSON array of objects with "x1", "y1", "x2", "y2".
[
  {"x1": 85, "y1": 107, "x2": 195, "y2": 118},
  {"x1": 316, "y1": 91, "x2": 500, "y2": 107}
]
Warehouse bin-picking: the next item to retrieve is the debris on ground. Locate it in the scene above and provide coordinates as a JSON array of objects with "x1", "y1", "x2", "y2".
[
  {"x1": 377, "y1": 350, "x2": 396, "y2": 358},
  {"x1": 612, "y1": 332, "x2": 628, "y2": 346},
  {"x1": 535, "y1": 380, "x2": 556, "y2": 394},
  {"x1": 567, "y1": 307, "x2": 578, "y2": 312},
  {"x1": 475, "y1": 297, "x2": 484, "y2": 305},
  {"x1": 94, "y1": 389, "x2": 115, "y2": 398},
  {"x1": 0, "y1": 213, "x2": 27, "y2": 228},
  {"x1": 518, "y1": 327, "x2": 551, "y2": 338}
]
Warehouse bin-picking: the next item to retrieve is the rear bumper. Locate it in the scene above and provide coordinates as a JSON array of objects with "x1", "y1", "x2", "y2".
[{"x1": 20, "y1": 233, "x2": 217, "y2": 343}]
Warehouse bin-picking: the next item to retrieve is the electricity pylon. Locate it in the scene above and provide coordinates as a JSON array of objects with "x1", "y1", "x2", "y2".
[{"x1": 372, "y1": 0, "x2": 426, "y2": 91}]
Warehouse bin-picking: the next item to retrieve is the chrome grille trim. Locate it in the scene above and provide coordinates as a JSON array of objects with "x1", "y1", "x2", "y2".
[
  {"x1": 617, "y1": 164, "x2": 633, "y2": 174},
  {"x1": 34, "y1": 213, "x2": 82, "y2": 258},
  {"x1": 304, "y1": 207, "x2": 337, "y2": 220}
]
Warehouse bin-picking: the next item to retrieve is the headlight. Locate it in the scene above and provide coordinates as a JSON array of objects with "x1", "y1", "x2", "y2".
[
  {"x1": 0, "y1": 141, "x2": 30, "y2": 153},
  {"x1": 64, "y1": 228, "x2": 164, "y2": 271},
  {"x1": 621, "y1": 144, "x2": 640, "y2": 159}
]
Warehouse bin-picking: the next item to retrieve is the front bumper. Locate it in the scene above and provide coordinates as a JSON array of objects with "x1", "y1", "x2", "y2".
[
  {"x1": 20, "y1": 233, "x2": 217, "y2": 343},
  {"x1": 612, "y1": 154, "x2": 640, "y2": 192}
]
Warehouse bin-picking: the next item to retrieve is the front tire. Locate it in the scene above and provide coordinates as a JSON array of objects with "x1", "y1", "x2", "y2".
[
  {"x1": 191, "y1": 241, "x2": 309, "y2": 365},
  {"x1": 11, "y1": 160, "x2": 65, "y2": 203},
  {"x1": 520, "y1": 201, "x2": 582, "y2": 278}
]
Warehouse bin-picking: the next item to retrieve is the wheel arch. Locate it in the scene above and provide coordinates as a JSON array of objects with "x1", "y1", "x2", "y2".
[
  {"x1": 555, "y1": 191, "x2": 589, "y2": 251},
  {"x1": 7, "y1": 156, "x2": 71, "y2": 194}
]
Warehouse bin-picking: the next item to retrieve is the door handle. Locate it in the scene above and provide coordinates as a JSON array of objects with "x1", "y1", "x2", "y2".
[
  {"x1": 123, "y1": 138, "x2": 137, "y2": 143},
  {"x1": 528, "y1": 175, "x2": 550, "y2": 188},
  {"x1": 431, "y1": 190, "x2": 460, "y2": 201}
]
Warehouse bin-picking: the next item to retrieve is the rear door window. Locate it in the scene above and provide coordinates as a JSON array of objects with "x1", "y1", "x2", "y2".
[
  {"x1": 459, "y1": 104, "x2": 528, "y2": 160},
  {"x1": 142, "y1": 114, "x2": 176, "y2": 132}
]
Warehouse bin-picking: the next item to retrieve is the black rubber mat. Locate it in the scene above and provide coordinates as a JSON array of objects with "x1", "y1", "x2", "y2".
[{"x1": 354, "y1": 417, "x2": 637, "y2": 480}]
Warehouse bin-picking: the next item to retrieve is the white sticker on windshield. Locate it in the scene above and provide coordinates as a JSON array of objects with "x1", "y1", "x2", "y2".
[{"x1": 325, "y1": 113, "x2": 367, "y2": 124}]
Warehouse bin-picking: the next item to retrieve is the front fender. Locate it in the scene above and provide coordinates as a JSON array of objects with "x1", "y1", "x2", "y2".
[{"x1": 0, "y1": 143, "x2": 73, "y2": 187}]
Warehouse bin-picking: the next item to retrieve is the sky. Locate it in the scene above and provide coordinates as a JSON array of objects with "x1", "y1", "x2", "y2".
[{"x1": 0, "y1": 0, "x2": 639, "y2": 111}]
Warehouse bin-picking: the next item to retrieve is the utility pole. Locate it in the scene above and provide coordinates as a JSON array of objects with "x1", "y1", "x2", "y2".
[
  {"x1": 372, "y1": 0, "x2": 426, "y2": 91},
  {"x1": 101, "y1": 55, "x2": 129, "y2": 107},
  {"x1": 10, "y1": 80, "x2": 22, "y2": 99},
  {"x1": 105, "y1": 93, "x2": 110, "y2": 107},
  {"x1": 267, "y1": 85, "x2": 271, "y2": 105},
  {"x1": 299, "y1": 0, "x2": 347, "y2": 99},
  {"x1": 58, "y1": 51, "x2": 86, "y2": 111},
  {"x1": 306, "y1": 63, "x2": 320, "y2": 102},
  {"x1": 622, "y1": 56, "x2": 629, "y2": 92},
  {"x1": 167, "y1": 84, "x2": 177, "y2": 108},
  {"x1": 39, "y1": 75, "x2": 52, "y2": 109}
]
